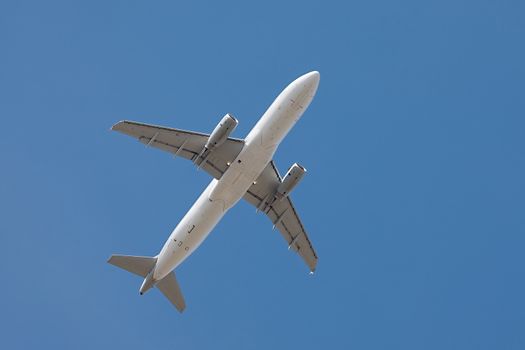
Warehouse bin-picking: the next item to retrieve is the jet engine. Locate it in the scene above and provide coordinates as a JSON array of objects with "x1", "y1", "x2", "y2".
[
  {"x1": 194, "y1": 114, "x2": 238, "y2": 166},
  {"x1": 205, "y1": 113, "x2": 238, "y2": 151},
  {"x1": 276, "y1": 163, "x2": 307, "y2": 199}
]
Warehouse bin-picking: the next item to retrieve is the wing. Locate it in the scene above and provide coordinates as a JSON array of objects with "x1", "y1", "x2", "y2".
[
  {"x1": 243, "y1": 161, "x2": 318, "y2": 272},
  {"x1": 112, "y1": 120, "x2": 244, "y2": 179}
]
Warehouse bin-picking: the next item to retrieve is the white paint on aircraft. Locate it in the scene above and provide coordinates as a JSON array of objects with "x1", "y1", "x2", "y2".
[{"x1": 108, "y1": 71, "x2": 320, "y2": 312}]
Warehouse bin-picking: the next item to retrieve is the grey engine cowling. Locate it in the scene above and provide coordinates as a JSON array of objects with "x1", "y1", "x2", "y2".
[{"x1": 276, "y1": 163, "x2": 306, "y2": 199}]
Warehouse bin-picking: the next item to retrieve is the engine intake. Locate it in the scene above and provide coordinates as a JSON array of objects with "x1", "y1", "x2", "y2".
[
  {"x1": 205, "y1": 113, "x2": 238, "y2": 151},
  {"x1": 276, "y1": 163, "x2": 306, "y2": 199}
]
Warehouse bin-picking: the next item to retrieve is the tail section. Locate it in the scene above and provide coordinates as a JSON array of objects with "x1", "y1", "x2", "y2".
[
  {"x1": 107, "y1": 254, "x2": 186, "y2": 312},
  {"x1": 107, "y1": 255, "x2": 157, "y2": 277},
  {"x1": 157, "y1": 272, "x2": 186, "y2": 312}
]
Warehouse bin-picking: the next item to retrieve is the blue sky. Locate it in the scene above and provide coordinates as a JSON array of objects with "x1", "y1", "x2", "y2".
[{"x1": 1, "y1": 0, "x2": 524, "y2": 349}]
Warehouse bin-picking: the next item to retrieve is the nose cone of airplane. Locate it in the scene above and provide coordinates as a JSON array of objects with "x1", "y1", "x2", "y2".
[
  {"x1": 304, "y1": 70, "x2": 320, "y2": 84},
  {"x1": 285, "y1": 71, "x2": 320, "y2": 110},
  {"x1": 297, "y1": 71, "x2": 320, "y2": 92}
]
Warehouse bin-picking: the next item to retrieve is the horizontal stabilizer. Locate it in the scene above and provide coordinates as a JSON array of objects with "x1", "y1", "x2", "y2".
[
  {"x1": 107, "y1": 255, "x2": 157, "y2": 277},
  {"x1": 157, "y1": 272, "x2": 186, "y2": 312}
]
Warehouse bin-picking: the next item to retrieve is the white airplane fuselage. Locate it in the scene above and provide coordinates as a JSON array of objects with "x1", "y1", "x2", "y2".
[{"x1": 150, "y1": 72, "x2": 320, "y2": 285}]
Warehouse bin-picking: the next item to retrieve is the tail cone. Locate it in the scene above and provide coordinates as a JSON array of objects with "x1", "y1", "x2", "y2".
[{"x1": 139, "y1": 270, "x2": 156, "y2": 295}]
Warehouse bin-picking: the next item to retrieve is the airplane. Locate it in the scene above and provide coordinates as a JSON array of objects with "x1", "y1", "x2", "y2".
[{"x1": 108, "y1": 71, "x2": 320, "y2": 312}]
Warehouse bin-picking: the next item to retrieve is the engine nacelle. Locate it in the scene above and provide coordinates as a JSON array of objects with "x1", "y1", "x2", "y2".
[
  {"x1": 205, "y1": 113, "x2": 238, "y2": 151},
  {"x1": 276, "y1": 163, "x2": 307, "y2": 199}
]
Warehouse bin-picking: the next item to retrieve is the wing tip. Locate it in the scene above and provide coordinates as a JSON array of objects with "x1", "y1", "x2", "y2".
[
  {"x1": 177, "y1": 304, "x2": 187, "y2": 313},
  {"x1": 110, "y1": 120, "x2": 129, "y2": 131}
]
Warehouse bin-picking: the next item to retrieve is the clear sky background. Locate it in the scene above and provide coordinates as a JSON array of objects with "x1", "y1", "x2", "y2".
[{"x1": 1, "y1": 1, "x2": 524, "y2": 349}]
